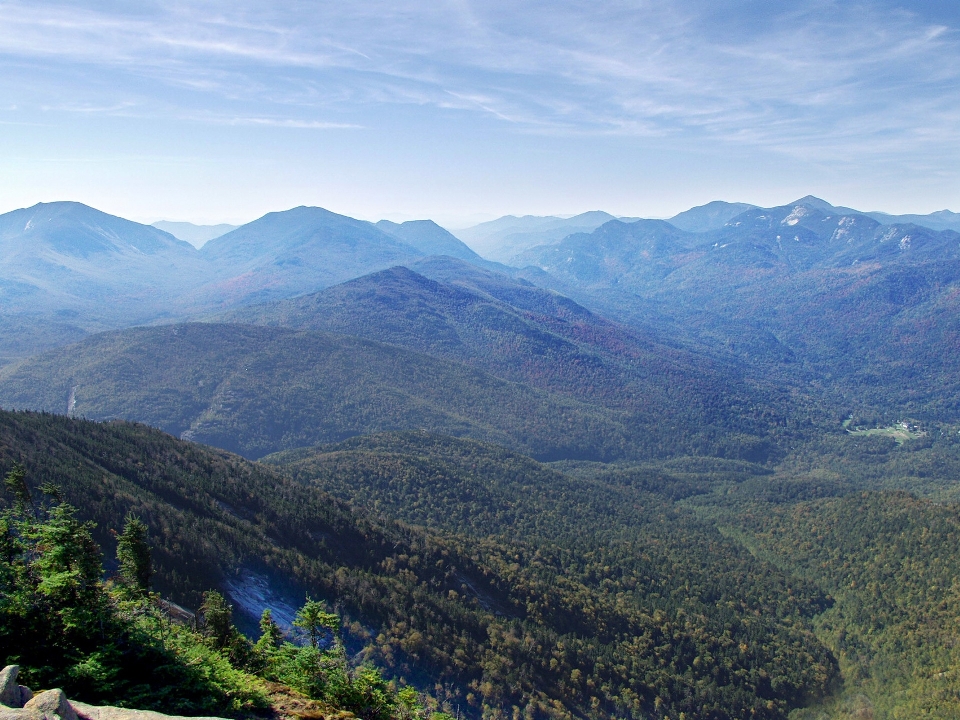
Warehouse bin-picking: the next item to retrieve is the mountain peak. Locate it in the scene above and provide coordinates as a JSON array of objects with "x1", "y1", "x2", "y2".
[
  {"x1": 374, "y1": 219, "x2": 482, "y2": 262},
  {"x1": 790, "y1": 195, "x2": 835, "y2": 211},
  {"x1": 787, "y1": 196, "x2": 868, "y2": 217},
  {"x1": 0, "y1": 201, "x2": 190, "y2": 255},
  {"x1": 566, "y1": 210, "x2": 617, "y2": 224},
  {"x1": 668, "y1": 201, "x2": 757, "y2": 233},
  {"x1": 27, "y1": 199, "x2": 95, "y2": 212}
]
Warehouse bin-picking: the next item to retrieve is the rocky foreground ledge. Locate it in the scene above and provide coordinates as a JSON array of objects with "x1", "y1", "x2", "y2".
[{"x1": 0, "y1": 667, "x2": 229, "y2": 720}]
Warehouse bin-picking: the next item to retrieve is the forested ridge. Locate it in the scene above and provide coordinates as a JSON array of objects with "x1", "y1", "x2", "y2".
[
  {"x1": 0, "y1": 323, "x2": 633, "y2": 461},
  {"x1": 216, "y1": 266, "x2": 770, "y2": 428},
  {"x1": 0, "y1": 449, "x2": 454, "y2": 720},
  {"x1": 266, "y1": 429, "x2": 960, "y2": 719},
  {"x1": 0, "y1": 411, "x2": 847, "y2": 720},
  {"x1": 0, "y1": 320, "x2": 796, "y2": 463}
]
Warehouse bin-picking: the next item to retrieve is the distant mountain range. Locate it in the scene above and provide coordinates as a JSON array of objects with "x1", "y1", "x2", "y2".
[
  {"x1": 151, "y1": 220, "x2": 239, "y2": 248},
  {"x1": 515, "y1": 198, "x2": 960, "y2": 284},
  {"x1": 0, "y1": 202, "x2": 489, "y2": 360},
  {"x1": 863, "y1": 208, "x2": 960, "y2": 232},
  {"x1": 451, "y1": 197, "x2": 960, "y2": 262},
  {"x1": 453, "y1": 211, "x2": 630, "y2": 263},
  {"x1": 3, "y1": 193, "x2": 960, "y2": 440},
  {"x1": 2, "y1": 198, "x2": 955, "y2": 341},
  {"x1": 511, "y1": 196, "x2": 960, "y2": 422}
]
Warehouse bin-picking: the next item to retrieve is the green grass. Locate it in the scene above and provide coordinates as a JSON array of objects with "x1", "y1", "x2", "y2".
[{"x1": 847, "y1": 424, "x2": 925, "y2": 444}]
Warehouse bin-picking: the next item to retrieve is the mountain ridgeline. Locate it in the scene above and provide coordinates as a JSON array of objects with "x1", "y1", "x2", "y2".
[
  {"x1": 0, "y1": 203, "x2": 483, "y2": 360},
  {"x1": 509, "y1": 198, "x2": 960, "y2": 423},
  {"x1": 3, "y1": 194, "x2": 960, "y2": 719},
  {"x1": 0, "y1": 312, "x2": 785, "y2": 462}
]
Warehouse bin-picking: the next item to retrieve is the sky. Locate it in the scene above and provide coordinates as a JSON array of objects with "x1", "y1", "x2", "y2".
[{"x1": 1, "y1": 0, "x2": 959, "y2": 227}]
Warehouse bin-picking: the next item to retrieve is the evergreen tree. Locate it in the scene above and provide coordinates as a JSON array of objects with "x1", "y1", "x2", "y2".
[
  {"x1": 30, "y1": 502, "x2": 106, "y2": 637},
  {"x1": 116, "y1": 514, "x2": 152, "y2": 595},
  {"x1": 197, "y1": 590, "x2": 235, "y2": 650},
  {"x1": 3, "y1": 463, "x2": 31, "y2": 515},
  {"x1": 196, "y1": 589, "x2": 251, "y2": 666},
  {"x1": 257, "y1": 608, "x2": 284, "y2": 650},
  {"x1": 293, "y1": 597, "x2": 340, "y2": 649}
]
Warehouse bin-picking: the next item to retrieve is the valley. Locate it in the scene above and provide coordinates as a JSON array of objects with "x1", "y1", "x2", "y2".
[{"x1": 2, "y1": 196, "x2": 960, "y2": 720}]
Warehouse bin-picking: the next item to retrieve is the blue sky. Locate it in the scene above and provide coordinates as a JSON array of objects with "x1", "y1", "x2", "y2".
[{"x1": 1, "y1": 0, "x2": 958, "y2": 226}]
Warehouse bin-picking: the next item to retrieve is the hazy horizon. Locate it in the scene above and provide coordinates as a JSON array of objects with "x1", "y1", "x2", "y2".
[{"x1": 2, "y1": 1, "x2": 958, "y2": 226}]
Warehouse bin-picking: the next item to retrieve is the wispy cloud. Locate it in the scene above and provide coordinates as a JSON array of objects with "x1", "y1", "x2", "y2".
[
  {"x1": 0, "y1": 0, "x2": 958, "y2": 162},
  {"x1": 212, "y1": 117, "x2": 361, "y2": 129}
]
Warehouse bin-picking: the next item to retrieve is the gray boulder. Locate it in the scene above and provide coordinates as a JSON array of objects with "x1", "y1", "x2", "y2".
[
  {"x1": 0, "y1": 667, "x2": 22, "y2": 708},
  {"x1": 70, "y1": 703, "x2": 228, "y2": 720},
  {"x1": 24, "y1": 690, "x2": 77, "y2": 720}
]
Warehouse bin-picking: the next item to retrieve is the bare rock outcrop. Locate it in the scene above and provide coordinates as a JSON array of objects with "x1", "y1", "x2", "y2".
[
  {"x1": 70, "y1": 703, "x2": 227, "y2": 720},
  {"x1": 0, "y1": 708, "x2": 43, "y2": 720}
]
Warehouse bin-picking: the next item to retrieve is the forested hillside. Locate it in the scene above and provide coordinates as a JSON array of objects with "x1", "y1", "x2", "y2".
[
  {"x1": 0, "y1": 323, "x2": 633, "y2": 461},
  {"x1": 4, "y1": 406, "x2": 960, "y2": 717},
  {"x1": 0, "y1": 319, "x2": 791, "y2": 462},
  {"x1": 217, "y1": 266, "x2": 789, "y2": 451},
  {"x1": 0, "y1": 411, "x2": 847, "y2": 720},
  {"x1": 0, "y1": 427, "x2": 450, "y2": 720},
  {"x1": 265, "y1": 428, "x2": 960, "y2": 720},
  {"x1": 722, "y1": 492, "x2": 960, "y2": 719}
]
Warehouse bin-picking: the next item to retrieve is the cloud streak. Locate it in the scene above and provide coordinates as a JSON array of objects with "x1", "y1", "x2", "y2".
[{"x1": 0, "y1": 1, "x2": 958, "y2": 161}]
